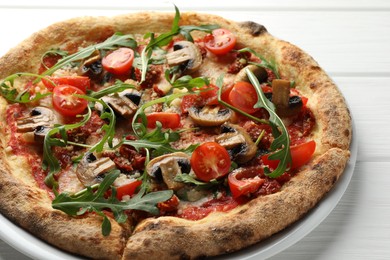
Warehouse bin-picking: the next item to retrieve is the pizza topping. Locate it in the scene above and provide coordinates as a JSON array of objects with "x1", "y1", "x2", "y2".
[
  {"x1": 102, "y1": 47, "x2": 134, "y2": 75},
  {"x1": 188, "y1": 105, "x2": 232, "y2": 126},
  {"x1": 146, "y1": 112, "x2": 181, "y2": 129},
  {"x1": 271, "y1": 79, "x2": 303, "y2": 117},
  {"x1": 234, "y1": 64, "x2": 268, "y2": 84},
  {"x1": 228, "y1": 166, "x2": 265, "y2": 198},
  {"x1": 76, "y1": 152, "x2": 117, "y2": 186},
  {"x1": 166, "y1": 41, "x2": 203, "y2": 73},
  {"x1": 262, "y1": 140, "x2": 316, "y2": 170},
  {"x1": 215, "y1": 123, "x2": 257, "y2": 164},
  {"x1": 95, "y1": 89, "x2": 141, "y2": 118},
  {"x1": 52, "y1": 84, "x2": 88, "y2": 117},
  {"x1": 16, "y1": 106, "x2": 57, "y2": 133},
  {"x1": 146, "y1": 152, "x2": 191, "y2": 190},
  {"x1": 228, "y1": 81, "x2": 260, "y2": 114},
  {"x1": 52, "y1": 170, "x2": 173, "y2": 236},
  {"x1": 204, "y1": 28, "x2": 237, "y2": 55},
  {"x1": 190, "y1": 142, "x2": 231, "y2": 182}
]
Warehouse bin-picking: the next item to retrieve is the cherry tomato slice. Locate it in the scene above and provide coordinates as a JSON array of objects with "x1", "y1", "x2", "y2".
[
  {"x1": 42, "y1": 76, "x2": 90, "y2": 92},
  {"x1": 204, "y1": 28, "x2": 237, "y2": 55},
  {"x1": 228, "y1": 81, "x2": 260, "y2": 114},
  {"x1": 191, "y1": 142, "x2": 231, "y2": 182},
  {"x1": 146, "y1": 112, "x2": 181, "y2": 129},
  {"x1": 198, "y1": 84, "x2": 219, "y2": 105},
  {"x1": 52, "y1": 84, "x2": 88, "y2": 117},
  {"x1": 228, "y1": 167, "x2": 265, "y2": 198},
  {"x1": 115, "y1": 180, "x2": 142, "y2": 200},
  {"x1": 102, "y1": 47, "x2": 134, "y2": 75},
  {"x1": 262, "y1": 140, "x2": 316, "y2": 171},
  {"x1": 181, "y1": 94, "x2": 200, "y2": 114}
]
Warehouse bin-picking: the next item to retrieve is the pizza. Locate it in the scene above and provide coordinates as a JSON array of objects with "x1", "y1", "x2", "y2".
[{"x1": 0, "y1": 8, "x2": 351, "y2": 260}]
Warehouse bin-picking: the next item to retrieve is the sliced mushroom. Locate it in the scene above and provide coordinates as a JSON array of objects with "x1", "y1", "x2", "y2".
[
  {"x1": 16, "y1": 106, "x2": 57, "y2": 143},
  {"x1": 16, "y1": 106, "x2": 56, "y2": 132},
  {"x1": 215, "y1": 123, "x2": 257, "y2": 164},
  {"x1": 166, "y1": 41, "x2": 202, "y2": 73},
  {"x1": 234, "y1": 64, "x2": 268, "y2": 84},
  {"x1": 76, "y1": 152, "x2": 116, "y2": 186},
  {"x1": 78, "y1": 50, "x2": 105, "y2": 81},
  {"x1": 271, "y1": 79, "x2": 303, "y2": 117},
  {"x1": 95, "y1": 89, "x2": 141, "y2": 118},
  {"x1": 188, "y1": 105, "x2": 232, "y2": 126},
  {"x1": 146, "y1": 152, "x2": 191, "y2": 191}
]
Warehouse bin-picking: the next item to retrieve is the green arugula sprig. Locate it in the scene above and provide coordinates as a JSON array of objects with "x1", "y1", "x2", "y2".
[
  {"x1": 238, "y1": 47, "x2": 280, "y2": 79},
  {"x1": 37, "y1": 33, "x2": 137, "y2": 81},
  {"x1": 40, "y1": 49, "x2": 68, "y2": 70},
  {"x1": 44, "y1": 107, "x2": 92, "y2": 189},
  {"x1": 52, "y1": 170, "x2": 173, "y2": 236},
  {"x1": 165, "y1": 73, "x2": 210, "y2": 90},
  {"x1": 140, "y1": 5, "x2": 219, "y2": 82},
  {"x1": 0, "y1": 73, "x2": 51, "y2": 103},
  {"x1": 88, "y1": 80, "x2": 136, "y2": 99},
  {"x1": 215, "y1": 74, "x2": 268, "y2": 125},
  {"x1": 246, "y1": 68, "x2": 291, "y2": 178},
  {"x1": 174, "y1": 173, "x2": 220, "y2": 188}
]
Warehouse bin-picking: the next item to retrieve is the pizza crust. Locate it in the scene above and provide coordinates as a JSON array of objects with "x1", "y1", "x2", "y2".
[{"x1": 0, "y1": 11, "x2": 351, "y2": 259}]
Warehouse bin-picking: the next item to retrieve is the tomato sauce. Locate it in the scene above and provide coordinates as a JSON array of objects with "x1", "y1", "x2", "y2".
[
  {"x1": 6, "y1": 104, "x2": 51, "y2": 192},
  {"x1": 177, "y1": 195, "x2": 241, "y2": 221}
]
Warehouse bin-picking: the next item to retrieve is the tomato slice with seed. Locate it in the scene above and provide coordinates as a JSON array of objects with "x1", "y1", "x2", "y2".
[
  {"x1": 262, "y1": 140, "x2": 316, "y2": 170},
  {"x1": 204, "y1": 28, "x2": 237, "y2": 55},
  {"x1": 146, "y1": 112, "x2": 181, "y2": 129},
  {"x1": 191, "y1": 142, "x2": 231, "y2": 182},
  {"x1": 228, "y1": 167, "x2": 265, "y2": 198},
  {"x1": 102, "y1": 47, "x2": 134, "y2": 75},
  {"x1": 42, "y1": 76, "x2": 90, "y2": 92},
  {"x1": 52, "y1": 84, "x2": 88, "y2": 117},
  {"x1": 228, "y1": 81, "x2": 260, "y2": 114}
]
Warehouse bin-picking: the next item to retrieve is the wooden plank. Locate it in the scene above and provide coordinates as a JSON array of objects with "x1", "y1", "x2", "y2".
[
  {"x1": 0, "y1": 9, "x2": 388, "y2": 74},
  {"x1": 270, "y1": 162, "x2": 390, "y2": 260},
  {"x1": 2, "y1": 0, "x2": 390, "y2": 10},
  {"x1": 333, "y1": 77, "x2": 390, "y2": 162}
]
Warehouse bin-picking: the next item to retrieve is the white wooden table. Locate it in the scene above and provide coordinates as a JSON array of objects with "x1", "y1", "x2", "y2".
[{"x1": 1, "y1": 1, "x2": 389, "y2": 259}]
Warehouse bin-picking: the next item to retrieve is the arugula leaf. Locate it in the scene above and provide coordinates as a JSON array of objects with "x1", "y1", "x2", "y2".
[
  {"x1": 246, "y1": 68, "x2": 291, "y2": 178},
  {"x1": 0, "y1": 73, "x2": 51, "y2": 103},
  {"x1": 44, "y1": 107, "x2": 92, "y2": 189},
  {"x1": 238, "y1": 47, "x2": 280, "y2": 79},
  {"x1": 174, "y1": 173, "x2": 220, "y2": 187},
  {"x1": 52, "y1": 170, "x2": 173, "y2": 236},
  {"x1": 168, "y1": 75, "x2": 210, "y2": 90},
  {"x1": 88, "y1": 80, "x2": 136, "y2": 99},
  {"x1": 140, "y1": 5, "x2": 218, "y2": 83},
  {"x1": 38, "y1": 33, "x2": 137, "y2": 81},
  {"x1": 40, "y1": 49, "x2": 68, "y2": 70},
  {"x1": 179, "y1": 24, "x2": 220, "y2": 42}
]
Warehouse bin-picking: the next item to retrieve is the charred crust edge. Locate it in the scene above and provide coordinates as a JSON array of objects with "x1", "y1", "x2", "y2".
[{"x1": 240, "y1": 21, "x2": 267, "y2": 36}]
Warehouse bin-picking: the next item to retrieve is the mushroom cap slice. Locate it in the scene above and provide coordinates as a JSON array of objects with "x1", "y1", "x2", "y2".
[
  {"x1": 76, "y1": 153, "x2": 116, "y2": 186},
  {"x1": 215, "y1": 123, "x2": 257, "y2": 164},
  {"x1": 188, "y1": 105, "x2": 232, "y2": 127},
  {"x1": 95, "y1": 89, "x2": 141, "y2": 118},
  {"x1": 271, "y1": 79, "x2": 303, "y2": 117},
  {"x1": 146, "y1": 152, "x2": 191, "y2": 191},
  {"x1": 234, "y1": 64, "x2": 268, "y2": 84},
  {"x1": 166, "y1": 41, "x2": 203, "y2": 73},
  {"x1": 16, "y1": 106, "x2": 57, "y2": 133}
]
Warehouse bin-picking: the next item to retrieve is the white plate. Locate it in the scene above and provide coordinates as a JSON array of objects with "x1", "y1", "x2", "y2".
[{"x1": 0, "y1": 122, "x2": 357, "y2": 260}]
